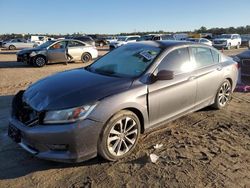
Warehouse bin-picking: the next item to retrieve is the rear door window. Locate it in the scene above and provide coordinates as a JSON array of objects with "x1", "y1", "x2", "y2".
[
  {"x1": 191, "y1": 47, "x2": 215, "y2": 68},
  {"x1": 211, "y1": 49, "x2": 220, "y2": 63},
  {"x1": 68, "y1": 41, "x2": 85, "y2": 47}
]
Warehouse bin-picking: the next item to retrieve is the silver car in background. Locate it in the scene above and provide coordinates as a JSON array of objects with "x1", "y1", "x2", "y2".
[
  {"x1": 2, "y1": 38, "x2": 37, "y2": 50},
  {"x1": 16, "y1": 39, "x2": 98, "y2": 67},
  {"x1": 9, "y1": 41, "x2": 238, "y2": 162}
]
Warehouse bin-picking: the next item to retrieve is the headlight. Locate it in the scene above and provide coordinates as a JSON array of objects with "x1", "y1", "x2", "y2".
[
  {"x1": 30, "y1": 51, "x2": 36, "y2": 57},
  {"x1": 232, "y1": 56, "x2": 241, "y2": 63},
  {"x1": 43, "y1": 104, "x2": 97, "y2": 124}
]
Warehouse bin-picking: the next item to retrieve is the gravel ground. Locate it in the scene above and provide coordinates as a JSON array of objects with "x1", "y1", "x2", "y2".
[{"x1": 0, "y1": 47, "x2": 250, "y2": 188}]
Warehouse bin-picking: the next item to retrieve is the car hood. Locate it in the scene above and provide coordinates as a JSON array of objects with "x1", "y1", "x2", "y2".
[
  {"x1": 23, "y1": 68, "x2": 133, "y2": 111},
  {"x1": 17, "y1": 47, "x2": 44, "y2": 55},
  {"x1": 237, "y1": 50, "x2": 250, "y2": 59}
]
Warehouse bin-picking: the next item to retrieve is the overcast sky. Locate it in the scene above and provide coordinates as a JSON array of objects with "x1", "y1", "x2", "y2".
[{"x1": 0, "y1": 0, "x2": 249, "y2": 34}]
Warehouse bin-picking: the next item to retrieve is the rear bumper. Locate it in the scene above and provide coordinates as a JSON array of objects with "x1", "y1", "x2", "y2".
[{"x1": 8, "y1": 117, "x2": 103, "y2": 163}]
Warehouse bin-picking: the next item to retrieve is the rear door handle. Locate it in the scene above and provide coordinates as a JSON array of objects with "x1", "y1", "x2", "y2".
[{"x1": 217, "y1": 66, "x2": 222, "y2": 71}]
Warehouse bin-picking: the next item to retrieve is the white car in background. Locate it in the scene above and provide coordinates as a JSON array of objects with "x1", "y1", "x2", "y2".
[
  {"x1": 213, "y1": 34, "x2": 241, "y2": 50},
  {"x1": 105, "y1": 36, "x2": 117, "y2": 44},
  {"x1": 187, "y1": 38, "x2": 213, "y2": 46},
  {"x1": 2, "y1": 38, "x2": 38, "y2": 50},
  {"x1": 30, "y1": 36, "x2": 53, "y2": 45},
  {"x1": 109, "y1": 35, "x2": 140, "y2": 49}
]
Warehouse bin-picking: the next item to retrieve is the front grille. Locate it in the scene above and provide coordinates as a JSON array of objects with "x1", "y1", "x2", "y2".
[
  {"x1": 242, "y1": 59, "x2": 250, "y2": 76},
  {"x1": 214, "y1": 41, "x2": 224, "y2": 44},
  {"x1": 12, "y1": 91, "x2": 43, "y2": 127}
]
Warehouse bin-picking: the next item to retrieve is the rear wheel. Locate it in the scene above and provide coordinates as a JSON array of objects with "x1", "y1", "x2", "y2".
[
  {"x1": 9, "y1": 45, "x2": 16, "y2": 50},
  {"x1": 81, "y1": 53, "x2": 92, "y2": 63},
  {"x1": 212, "y1": 80, "x2": 232, "y2": 109},
  {"x1": 98, "y1": 110, "x2": 141, "y2": 161},
  {"x1": 33, "y1": 56, "x2": 46, "y2": 67},
  {"x1": 236, "y1": 43, "x2": 240, "y2": 49},
  {"x1": 99, "y1": 42, "x2": 104, "y2": 47}
]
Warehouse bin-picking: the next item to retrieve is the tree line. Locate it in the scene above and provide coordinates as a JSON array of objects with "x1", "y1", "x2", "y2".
[{"x1": 1, "y1": 25, "x2": 250, "y2": 40}]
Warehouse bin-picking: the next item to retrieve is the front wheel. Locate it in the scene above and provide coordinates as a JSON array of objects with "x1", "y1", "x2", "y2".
[
  {"x1": 9, "y1": 45, "x2": 16, "y2": 50},
  {"x1": 33, "y1": 56, "x2": 46, "y2": 67},
  {"x1": 81, "y1": 53, "x2": 92, "y2": 63},
  {"x1": 212, "y1": 80, "x2": 232, "y2": 109},
  {"x1": 98, "y1": 110, "x2": 141, "y2": 161},
  {"x1": 227, "y1": 43, "x2": 231, "y2": 50}
]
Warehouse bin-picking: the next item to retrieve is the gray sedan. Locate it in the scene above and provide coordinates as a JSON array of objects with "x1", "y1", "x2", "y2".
[
  {"x1": 17, "y1": 39, "x2": 98, "y2": 67},
  {"x1": 8, "y1": 41, "x2": 238, "y2": 162},
  {"x1": 2, "y1": 38, "x2": 37, "y2": 50}
]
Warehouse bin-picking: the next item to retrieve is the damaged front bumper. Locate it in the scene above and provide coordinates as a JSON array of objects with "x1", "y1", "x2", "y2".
[{"x1": 8, "y1": 91, "x2": 104, "y2": 163}]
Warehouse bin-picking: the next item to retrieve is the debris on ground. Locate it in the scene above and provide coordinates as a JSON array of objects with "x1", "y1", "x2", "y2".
[
  {"x1": 153, "y1": 144, "x2": 163, "y2": 149},
  {"x1": 149, "y1": 154, "x2": 159, "y2": 163}
]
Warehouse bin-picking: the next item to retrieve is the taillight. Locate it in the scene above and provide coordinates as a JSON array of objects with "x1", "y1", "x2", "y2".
[{"x1": 235, "y1": 62, "x2": 240, "y2": 69}]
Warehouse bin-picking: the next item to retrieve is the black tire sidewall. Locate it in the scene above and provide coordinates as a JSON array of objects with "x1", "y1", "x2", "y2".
[
  {"x1": 213, "y1": 80, "x2": 232, "y2": 109},
  {"x1": 81, "y1": 53, "x2": 92, "y2": 63},
  {"x1": 98, "y1": 110, "x2": 141, "y2": 161},
  {"x1": 9, "y1": 45, "x2": 15, "y2": 50}
]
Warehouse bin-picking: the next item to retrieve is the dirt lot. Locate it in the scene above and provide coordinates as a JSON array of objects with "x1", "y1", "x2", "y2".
[{"x1": 0, "y1": 47, "x2": 250, "y2": 187}]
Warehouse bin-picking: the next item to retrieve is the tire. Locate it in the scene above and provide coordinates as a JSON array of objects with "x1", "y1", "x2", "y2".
[
  {"x1": 99, "y1": 42, "x2": 104, "y2": 47},
  {"x1": 212, "y1": 79, "x2": 232, "y2": 109},
  {"x1": 227, "y1": 43, "x2": 231, "y2": 50},
  {"x1": 98, "y1": 110, "x2": 141, "y2": 161},
  {"x1": 236, "y1": 43, "x2": 240, "y2": 49},
  {"x1": 9, "y1": 45, "x2": 16, "y2": 50},
  {"x1": 81, "y1": 53, "x2": 92, "y2": 63},
  {"x1": 33, "y1": 56, "x2": 46, "y2": 67}
]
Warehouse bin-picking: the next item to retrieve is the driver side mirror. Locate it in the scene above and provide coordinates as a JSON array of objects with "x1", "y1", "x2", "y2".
[
  {"x1": 148, "y1": 70, "x2": 174, "y2": 84},
  {"x1": 156, "y1": 70, "x2": 174, "y2": 80}
]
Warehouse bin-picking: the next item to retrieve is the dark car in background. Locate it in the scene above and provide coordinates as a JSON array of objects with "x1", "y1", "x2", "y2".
[
  {"x1": 138, "y1": 34, "x2": 175, "y2": 41},
  {"x1": 88, "y1": 35, "x2": 108, "y2": 47},
  {"x1": 8, "y1": 41, "x2": 238, "y2": 163},
  {"x1": 241, "y1": 35, "x2": 250, "y2": 48},
  {"x1": 69, "y1": 36, "x2": 95, "y2": 46},
  {"x1": 233, "y1": 50, "x2": 250, "y2": 79}
]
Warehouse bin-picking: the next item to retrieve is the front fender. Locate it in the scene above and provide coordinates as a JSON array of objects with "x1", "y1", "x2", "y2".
[{"x1": 88, "y1": 84, "x2": 149, "y2": 130}]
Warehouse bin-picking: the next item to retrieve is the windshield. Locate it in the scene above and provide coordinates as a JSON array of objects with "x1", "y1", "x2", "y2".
[
  {"x1": 37, "y1": 40, "x2": 56, "y2": 48},
  {"x1": 87, "y1": 43, "x2": 162, "y2": 78},
  {"x1": 219, "y1": 35, "x2": 232, "y2": 39},
  {"x1": 117, "y1": 37, "x2": 126, "y2": 41}
]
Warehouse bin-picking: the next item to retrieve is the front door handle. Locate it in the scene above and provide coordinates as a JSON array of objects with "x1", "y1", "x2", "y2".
[{"x1": 188, "y1": 76, "x2": 196, "y2": 81}]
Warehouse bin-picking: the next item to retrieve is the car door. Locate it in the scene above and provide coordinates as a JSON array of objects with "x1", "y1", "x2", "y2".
[
  {"x1": 47, "y1": 41, "x2": 67, "y2": 63},
  {"x1": 67, "y1": 41, "x2": 85, "y2": 61},
  {"x1": 190, "y1": 47, "x2": 223, "y2": 107},
  {"x1": 148, "y1": 47, "x2": 197, "y2": 126},
  {"x1": 12, "y1": 39, "x2": 20, "y2": 49}
]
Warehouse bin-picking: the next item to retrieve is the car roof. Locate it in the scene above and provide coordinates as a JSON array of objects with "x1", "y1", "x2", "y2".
[
  {"x1": 136, "y1": 40, "x2": 211, "y2": 49},
  {"x1": 49, "y1": 39, "x2": 90, "y2": 45}
]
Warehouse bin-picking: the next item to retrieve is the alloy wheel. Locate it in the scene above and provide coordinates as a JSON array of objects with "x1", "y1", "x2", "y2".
[
  {"x1": 218, "y1": 81, "x2": 231, "y2": 107},
  {"x1": 107, "y1": 117, "x2": 138, "y2": 156},
  {"x1": 35, "y1": 57, "x2": 46, "y2": 66}
]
